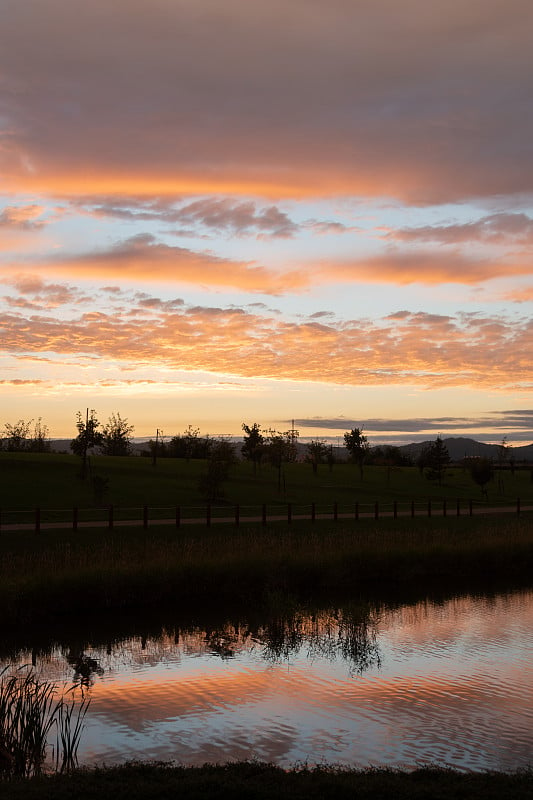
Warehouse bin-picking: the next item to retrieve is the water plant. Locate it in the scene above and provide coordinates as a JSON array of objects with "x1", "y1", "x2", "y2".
[{"x1": 0, "y1": 665, "x2": 89, "y2": 778}]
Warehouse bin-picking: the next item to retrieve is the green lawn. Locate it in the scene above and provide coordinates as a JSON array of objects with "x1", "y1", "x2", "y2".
[{"x1": 1, "y1": 451, "x2": 531, "y2": 514}]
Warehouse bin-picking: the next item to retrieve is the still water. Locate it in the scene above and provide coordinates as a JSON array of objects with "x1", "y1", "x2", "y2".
[{"x1": 5, "y1": 589, "x2": 533, "y2": 772}]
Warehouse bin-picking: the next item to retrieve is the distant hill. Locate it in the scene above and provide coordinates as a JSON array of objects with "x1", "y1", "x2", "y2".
[
  {"x1": 42, "y1": 435, "x2": 533, "y2": 463},
  {"x1": 397, "y1": 437, "x2": 533, "y2": 463}
]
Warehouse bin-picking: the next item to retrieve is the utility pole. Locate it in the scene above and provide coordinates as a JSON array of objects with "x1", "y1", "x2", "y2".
[{"x1": 152, "y1": 428, "x2": 160, "y2": 467}]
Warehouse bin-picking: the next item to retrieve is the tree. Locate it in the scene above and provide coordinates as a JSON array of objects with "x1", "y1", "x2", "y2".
[
  {"x1": 198, "y1": 438, "x2": 237, "y2": 501},
  {"x1": 241, "y1": 423, "x2": 265, "y2": 473},
  {"x1": 28, "y1": 417, "x2": 51, "y2": 452},
  {"x1": 264, "y1": 429, "x2": 296, "y2": 492},
  {"x1": 71, "y1": 409, "x2": 104, "y2": 478},
  {"x1": 100, "y1": 412, "x2": 134, "y2": 456},
  {"x1": 168, "y1": 430, "x2": 211, "y2": 460},
  {"x1": 3, "y1": 419, "x2": 33, "y2": 451},
  {"x1": 183, "y1": 425, "x2": 200, "y2": 462},
  {"x1": 423, "y1": 436, "x2": 450, "y2": 486},
  {"x1": 148, "y1": 429, "x2": 167, "y2": 465},
  {"x1": 467, "y1": 457, "x2": 493, "y2": 499},
  {"x1": 305, "y1": 439, "x2": 328, "y2": 474},
  {"x1": 344, "y1": 428, "x2": 370, "y2": 480},
  {"x1": 497, "y1": 436, "x2": 512, "y2": 492}
]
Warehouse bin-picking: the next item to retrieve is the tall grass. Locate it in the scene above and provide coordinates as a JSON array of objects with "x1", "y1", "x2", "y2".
[
  {"x1": 0, "y1": 665, "x2": 89, "y2": 778},
  {"x1": 1, "y1": 516, "x2": 532, "y2": 629}
]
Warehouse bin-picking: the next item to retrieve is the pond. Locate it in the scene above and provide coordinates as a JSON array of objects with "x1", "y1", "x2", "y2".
[{"x1": 3, "y1": 588, "x2": 533, "y2": 772}]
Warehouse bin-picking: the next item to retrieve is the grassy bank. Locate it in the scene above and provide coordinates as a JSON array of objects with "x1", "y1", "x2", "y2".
[
  {"x1": 2, "y1": 761, "x2": 532, "y2": 800},
  {"x1": 1, "y1": 516, "x2": 532, "y2": 629}
]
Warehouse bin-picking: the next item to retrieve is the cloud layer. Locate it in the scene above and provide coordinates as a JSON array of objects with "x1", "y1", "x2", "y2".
[
  {"x1": 2, "y1": 0, "x2": 532, "y2": 202},
  {"x1": 2, "y1": 282, "x2": 533, "y2": 391}
]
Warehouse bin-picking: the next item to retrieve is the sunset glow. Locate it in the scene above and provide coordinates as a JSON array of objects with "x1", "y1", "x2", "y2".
[{"x1": 1, "y1": 0, "x2": 533, "y2": 442}]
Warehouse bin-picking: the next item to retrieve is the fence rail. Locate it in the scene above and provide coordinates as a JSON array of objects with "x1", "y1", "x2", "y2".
[{"x1": 0, "y1": 498, "x2": 530, "y2": 533}]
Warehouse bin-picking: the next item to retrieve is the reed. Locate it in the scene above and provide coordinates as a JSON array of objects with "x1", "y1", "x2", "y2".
[{"x1": 0, "y1": 665, "x2": 89, "y2": 779}]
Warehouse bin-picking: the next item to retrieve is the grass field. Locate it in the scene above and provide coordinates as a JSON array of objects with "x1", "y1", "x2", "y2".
[{"x1": 1, "y1": 451, "x2": 532, "y2": 515}]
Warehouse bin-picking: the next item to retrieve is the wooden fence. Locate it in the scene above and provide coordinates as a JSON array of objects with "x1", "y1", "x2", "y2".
[{"x1": 0, "y1": 497, "x2": 528, "y2": 532}]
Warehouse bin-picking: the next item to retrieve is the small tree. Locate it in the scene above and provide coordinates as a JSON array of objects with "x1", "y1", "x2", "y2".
[
  {"x1": 264, "y1": 429, "x2": 295, "y2": 492},
  {"x1": 3, "y1": 419, "x2": 32, "y2": 451},
  {"x1": 183, "y1": 425, "x2": 200, "y2": 462},
  {"x1": 344, "y1": 427, "x2": 370, "y2": 480},
  {"x1": 423, "y1": 436, "x2": 451, "y2": 486},
  {"x1": 100, "y1": 412, "x2": 134, "y2": 456},
  {"x1": 467, "y1": 457, "x2": 493, "y2": 499},
  {"x1": 241, "y1": 423, "x2": 265, "y2": 473},
  {"x1": 71, "y1": 409, "x2": 104, "y2": 479},
  {"x1": 198, "y1": 439, "x2": 236, "y2": 501},
  {"x1": 305, "y1": 439, "x2": 328, "y2": 474},
  {"x1": 28, "y1": 417, "x2": 51, "y2": 452}
]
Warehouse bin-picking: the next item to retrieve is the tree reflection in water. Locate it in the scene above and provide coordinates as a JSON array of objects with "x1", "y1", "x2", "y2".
[
  {"x1": 258, "y1": 605, "x2": 381, "y2": 675},
  {"x1": 194, "y1": 603, "x2": 381, "y2": 676}
]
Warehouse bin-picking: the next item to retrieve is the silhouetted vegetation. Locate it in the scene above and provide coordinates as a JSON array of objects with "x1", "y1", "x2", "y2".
[
  {"x1": 1, "y1": 760, "x2": 532, "y2": 800},
  {"x1": 344, "y1": 427, "x2": 370, "y2": 480}
]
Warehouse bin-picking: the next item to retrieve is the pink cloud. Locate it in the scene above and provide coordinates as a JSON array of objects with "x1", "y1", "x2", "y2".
[{"x1": 1, "y1": 0, "x2": 532, "y2": 203}]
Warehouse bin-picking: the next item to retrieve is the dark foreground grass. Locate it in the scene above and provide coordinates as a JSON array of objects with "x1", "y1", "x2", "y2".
[
  {"x1": 1, "y1": 515, "x2": 532, "y2": 629},
  {"x1": 2, "y1": 761, "x2": 532, "y2": 800}
]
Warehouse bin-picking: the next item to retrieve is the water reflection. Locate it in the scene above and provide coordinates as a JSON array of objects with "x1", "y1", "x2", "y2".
[{"x1": 1, "y1": 590, "x2": 532, "y2": 772}]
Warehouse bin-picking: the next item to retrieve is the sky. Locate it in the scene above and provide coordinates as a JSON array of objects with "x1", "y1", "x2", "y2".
[{"x1": 1, "y1": 0, "x2": 533, "y2": 445}]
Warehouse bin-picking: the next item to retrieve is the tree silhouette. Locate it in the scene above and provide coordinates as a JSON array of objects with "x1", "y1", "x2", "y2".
[
  {"x1": 423, "y1": 436, "x2": 450, "y2": 486},
  {"x1": 344, "y1": 428, "x2": 369, "y2": 480},
  {"x1": 100, "y1": 412, "x2": 134, "y2": 456},
  {"x1": 71, "y1": 409, "x2": 103, "y2": 478},
  {"x1": 241, "y1": 423, "x2": 264, "y2": 473},
  {"x1": 305, "y1": 439, "x2": 328, "y2": 474}
]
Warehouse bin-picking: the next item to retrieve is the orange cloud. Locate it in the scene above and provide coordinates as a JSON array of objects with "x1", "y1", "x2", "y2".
[
  {"x1": 2, "y1": 302, "x2": 533, "y2": 391},
  {"x1": 5, "y1": 235, "x2": 306, "y2": 294},
  {"x1": 4, "y1": 235, "x2": 530, "y2": 292}
]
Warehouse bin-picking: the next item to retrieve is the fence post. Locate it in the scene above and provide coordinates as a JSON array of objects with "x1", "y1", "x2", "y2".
[
  {"x1": 108, "y1": 505, "x2": 114, "y2": 529},
  {"x1": 517, "y1": 497, "x2": 521, "y2": 516},
  {"x1": 333, "y1": 501, "x2": 338, "y2": 522},
  {"x1": 311, "y1": 502, "x2": 316, "y2": 523},
  {"x1": 262, "y1": 503, "x2": 267, "y2": 525},
  {"x1": 427, "y1": 500, "x2": 431, "y2": 518},
  {"x1": 73, "y1": 506, "x2": 78, "y2": 531},
  {"x1": 287, "y1": 503, "x2": 292, "y2": 524},
  {"x1": 456, "y1": 498, "x2": 460, "y2": 516},
  {"x1": 35, "y1": 507, "x2": 40, "y2": 533},
  {"x1": 443, "y1": 499, "x2": 447, "y2": 517},
  {"x1": 411, "y1": 500, "x2": 415, "y2": 518},
  {"x1": 175, "y1": 505, "x2": 181, "y2": 528},
  {"x1": 206, "y1": 504, "x2": 211, "y2": 527},
  {"x1": 355, "y1": 501, "x2": 359, "y2": 520},
  {"x1": 469, "y1": 499, "x2": 473, "y2": 516},
  {"x1": 393, "y1": 500, "x2": 397, "y2": 520},
  {"x1": 235, "y1": 504, "x2": 240, "y2": 526},
  {"x1": 374, "y1": 501, "x2": 379, "y2": 520},
  {"x1": 143, "y1": 505, "x2": 148, "y2": 529}
]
